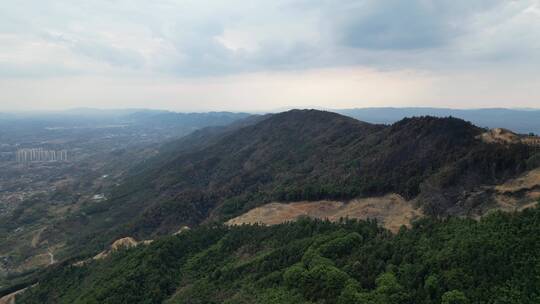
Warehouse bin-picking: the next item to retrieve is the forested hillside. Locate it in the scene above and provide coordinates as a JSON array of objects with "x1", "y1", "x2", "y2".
[
  {"x1": 4, "y1": 109, "x2": 540, "y2": 302},
  {"x1": 40, "y1": 110, "x2": 538, "y2": 261},
  {"x1": 17, "y1": 202, "x2": 540, "y2": 304}
]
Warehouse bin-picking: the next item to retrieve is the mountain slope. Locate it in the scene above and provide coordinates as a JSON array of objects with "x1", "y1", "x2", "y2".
[
  {"x1": 4, "y1": 109, "x2": 540, "y2": 298},
  {"x1": 16, "y1": 204, "x2": 540, "y2": 304},
  {"x1": 47, "y1": 109, "x2": 536, "y2": 249}
]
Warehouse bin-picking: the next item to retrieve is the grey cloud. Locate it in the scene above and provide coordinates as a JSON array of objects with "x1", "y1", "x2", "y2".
[
  {"x1": 0, "y1": 0, "x2": 538, "y2": 78},
  {"x1": 340, "y1": 1, "x2": 449, "y2": 50},
  {"x1": 333, "y1": 0, "x2": 504, "y2": 50},
  {"x1": 40, "y1": 30, "x2": 146, "y2": 69},
  {"x1": 0, "y1": 63, "x2": 83, "y2": 78},
  {"x1": 72, "y1": 42, "x2": 146, "y2": 69}
]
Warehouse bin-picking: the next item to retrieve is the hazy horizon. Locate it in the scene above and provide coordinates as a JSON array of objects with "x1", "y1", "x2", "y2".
[{"x1": 2, "y1": 106, "x2": 540, "y2": 116}]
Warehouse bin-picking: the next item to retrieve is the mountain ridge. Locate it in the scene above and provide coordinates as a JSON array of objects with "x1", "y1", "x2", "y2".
[
  {"x1": 337, "y1": 107, "x2": 540, "y2": 134},
  {"x1": 41, "y1": 109, "x2": 537, "y2": 257}
]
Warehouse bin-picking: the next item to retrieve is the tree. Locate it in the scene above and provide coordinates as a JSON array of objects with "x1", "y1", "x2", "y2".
[
  {"x1": 283, "y1": 264, "x2": 306, "y2": 289},
  {"x1": 303, "y1": 264, "x2": 350, "y2": 302},
  {"x1": 373, "y1": 272, "x2": 410, "y2": 304},
  {"x1": 424, "y1": 274, "x2": 441, "y2": 302},
  {"x1": 442, "y1": 290, "x2": 469, "y2": 304}
]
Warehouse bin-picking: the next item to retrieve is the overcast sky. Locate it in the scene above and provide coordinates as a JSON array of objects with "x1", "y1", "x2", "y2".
[{"x1": 1, "y1": 0, "x2": 540, "y2": 111}]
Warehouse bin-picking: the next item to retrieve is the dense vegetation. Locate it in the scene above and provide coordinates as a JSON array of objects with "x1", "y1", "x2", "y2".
[{"x1": 18, "y1": 202, "x2": 540, "y2": 303}]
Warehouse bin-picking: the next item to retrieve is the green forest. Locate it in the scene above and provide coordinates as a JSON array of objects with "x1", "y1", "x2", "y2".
[{"x1": 17, "y1": 201, "x2": 540, "y2": 304}]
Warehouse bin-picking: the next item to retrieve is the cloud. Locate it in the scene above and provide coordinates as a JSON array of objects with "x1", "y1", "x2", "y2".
[
  {"x1": 0, "y1": 0, "x2": 539, "y2": 110},
  {"x1": 339, "y1": 1, "x2": 449, "y2": 50},
  {"x1": 1, "y1": 0, "x2": 538, "y2": 78}
]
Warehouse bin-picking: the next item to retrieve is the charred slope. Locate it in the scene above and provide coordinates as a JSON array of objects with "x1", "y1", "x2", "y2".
[
  {"x1": 121, "y1": 110, "x2": 533, "y2": 233},
  {"x1": 50, "y1": 109, "x2": 536, "y2": 256}
]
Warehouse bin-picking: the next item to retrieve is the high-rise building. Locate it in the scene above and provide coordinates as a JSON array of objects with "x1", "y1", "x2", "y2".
[{"x1": 15, "y1": 148, "x2": 69, "y2": 162}]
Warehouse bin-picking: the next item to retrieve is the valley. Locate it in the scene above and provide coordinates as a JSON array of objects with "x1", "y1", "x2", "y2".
[{"x1": 0, "y1": 110, "x2": 249, "y2": 290}]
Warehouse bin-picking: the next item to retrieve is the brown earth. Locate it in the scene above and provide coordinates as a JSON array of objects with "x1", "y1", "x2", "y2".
[
  {"x1": 228, "y1": 169, "x2": 540, "y2": 232},
  {"x1": 478, "y1": 128, "x2": 522, "y2": 144},
  {"x1": 491, "y1": 168, "x2": 540, "y2": 213},
  {"x1": 227, "y1": 194, "x2": 422, "y2": 233},
  {"x1": 0, "y1": 287, "x2": 29, "y2": 304},
  {"x1": 73, "y1": 236, "x2": 154, "y2": 267},
  {"x1": 92, "y1": 237, "x2": 139, "y2": 261},
  {"x1": 110, "y1": 237, "x2": 138, "y2": 251},
  {"x1": 478, "y1": 128, "x2": 540, "y2": 146},
  {"x1": 495, "y1": 168, "x2": 540, "y2": 193}
]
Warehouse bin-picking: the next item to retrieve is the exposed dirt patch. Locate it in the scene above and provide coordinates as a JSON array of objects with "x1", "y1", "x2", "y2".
[
  {"x1": 0, "y1": 287, "x2": 27, "y2": 304},
  {"x1": 478, "y1": 128, "x2": 521, "y2": 144},
  {"x1": 495, "y1": 168, "x2": 540, "y2": 193},
  {"x1": 478, "y1": 128, "x2": 540, "y2": 146},
  {"x1": 110, "y1": 237, "x2": 138, "y2": 251},
  {"x1": 489, "y1": 168, "x2": 540, "y2": 213},
  {"x1": 92, "y1": 237, "x2": 139, "y2": 261},
  {"x1": 227, "y1": 194, "x2": 422, "y2": 233},
  {"x1": 73, "y1": 236, "x2": 154, "y2": 266}
]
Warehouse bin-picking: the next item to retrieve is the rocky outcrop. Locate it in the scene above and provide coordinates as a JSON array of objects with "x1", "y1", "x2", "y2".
[
  {"x1": 478, "y1": 128, "x2": 521, "y2": 144},
  {"x1": 478, "y1": 128, "x2": 540, "y2": 146},
  {"x1": 73, "y1": 237, "x2": 150, "y2": 266},
  {"x1": 110, "y1": 237, "x2": 138, "y2": 251},
  {"x1": 93, "y1": 237, "x2": 139, "y2": 261}
]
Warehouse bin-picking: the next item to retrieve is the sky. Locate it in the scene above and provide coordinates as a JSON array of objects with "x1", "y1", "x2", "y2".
[{"x1": 1, "y1": 0, "x2": 540, "y2": 112}]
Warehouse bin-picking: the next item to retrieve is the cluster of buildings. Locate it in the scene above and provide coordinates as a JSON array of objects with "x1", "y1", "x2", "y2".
[{"x1": 15, "y1": 148, "x2": 69, "y2": 162}]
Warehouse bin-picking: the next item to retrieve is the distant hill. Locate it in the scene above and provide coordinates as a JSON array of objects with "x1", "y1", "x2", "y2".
[
  {"x1": 336, "y1": 108, "x2": 540, "y2": 135},
  {"x1": 0, "y1": 109, "x2": 250, "y2": 128},
  {"x1": 0, "y1": 110, "x2": 251, "y2": 143},
  {"x1": 126, "y1": 110, "x2": 252, "y2": 129}
]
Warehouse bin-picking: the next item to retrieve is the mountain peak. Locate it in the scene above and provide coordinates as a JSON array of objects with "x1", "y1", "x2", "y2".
[
  {"x1": 389, "y1": 115, "x2": 482, "y2": 141},
  {"x1": 271, "y1": 108, "x2": 360, "y2": 122}
]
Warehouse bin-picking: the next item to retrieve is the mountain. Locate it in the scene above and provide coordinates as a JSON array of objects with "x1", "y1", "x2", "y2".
[
  {"x1": 35, "y1": 110, "x2": 537, "y2": 260},
  {"x1": 4, "y1": 109, "x2": 540, "y2": 302},
  {"x1": 336, "y1": 107, "x2": 540, "y2": 135},
  {"x1": 130, "y1": 109, "x2": 534, "y2": 223}
]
